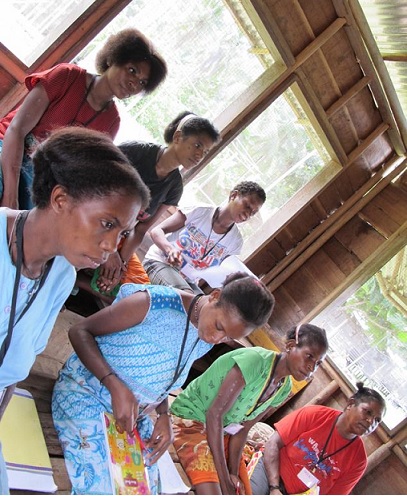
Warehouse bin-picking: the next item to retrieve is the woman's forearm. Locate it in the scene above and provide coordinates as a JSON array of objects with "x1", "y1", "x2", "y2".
[
  {"x1": 206, "y1": 410, "x2": 232, "y2": 492},
  {"x1": 264, "y1": 435, "x2": 283, "y2": 488},
  {"x1": 1, "y1": 130, "x2": 25, "y2": 207},
  {"x1": 227, "y1": 426, "x2": 249, "y2": 475}
]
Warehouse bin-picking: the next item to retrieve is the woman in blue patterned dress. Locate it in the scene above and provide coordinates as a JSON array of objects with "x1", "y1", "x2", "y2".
[{"x1": 52, "y1": 272, "x2": 275, "y2": 494}]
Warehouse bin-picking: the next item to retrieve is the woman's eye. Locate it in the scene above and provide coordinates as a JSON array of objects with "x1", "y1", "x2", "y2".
[
  {"x1": 102, "y1": 221, "x2": 114, "y2": 230},
  {"x1": 121, "y1": 230, "x2": 130, "y2": 238}
]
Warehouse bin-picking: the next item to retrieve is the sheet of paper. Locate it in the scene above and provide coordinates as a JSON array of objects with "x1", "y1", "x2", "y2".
[
  {"x1": 0, "y1": 388, "x2": 57, "y2": 492},
  {"x1": 181, "y1": 255, "x2": 257, "y2": 288},
  {"x1": 157, "y1": 450, "x2": 190, "y2": 494}
]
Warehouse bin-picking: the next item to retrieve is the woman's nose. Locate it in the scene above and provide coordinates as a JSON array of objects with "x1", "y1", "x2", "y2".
[{"x1": 100, "y1": 233, "x2": 119, "y2": 254}]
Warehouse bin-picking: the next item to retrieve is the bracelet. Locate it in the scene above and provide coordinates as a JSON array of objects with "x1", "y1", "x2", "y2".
[
  {"x1": 100, "y1": 371, "x2": 117, "y2": 385},
  {"x1": 269, "y1": 484, "x2": 280, "y2": 491}
]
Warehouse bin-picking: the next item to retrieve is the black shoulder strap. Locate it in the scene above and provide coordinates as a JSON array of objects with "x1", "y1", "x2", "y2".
[{"x1": 0, "y1": 211, "x2": 54, "y2": 367}]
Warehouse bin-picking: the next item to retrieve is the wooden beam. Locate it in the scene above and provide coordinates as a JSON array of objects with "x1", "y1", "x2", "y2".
[
  {"x1": 260, "y1": 155, "x2": 405, "y2": 286},
  {"x1": 0, "y1": 43, "x2": 27, "y2": 82},
  {"x1": 333, "y1": 0, "x2": 407, "y2": 154},
  {"x1": 296, "y1": 71, "x2": 348, "y2": 164},
  {"x1": 382, "y1": 54, "x2": 407, "y2": 63},
  {"x1": 347, "y1": 122, "x2": 389, "y2": 164},
  {"x1": 366, "y1": 424, "x2": 407, "y2": 473},
  {"x1": 326, "y1": 75, "x2": 372, "y2": 118},
  {"x1": 305, "y1": 380, "x2": 340, "y2": 406},
  {"x1": 248, "y1": 0, "x2": 296, "y2": 66},
  {"x1": 184, "y1": 16, "x2": 347, "y2": 183}
]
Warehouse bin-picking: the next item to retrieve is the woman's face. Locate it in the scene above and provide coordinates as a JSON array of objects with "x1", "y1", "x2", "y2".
[
  {"x1": 57, "y1": 192, "x2": 141, "y2": 269},
  {"x1": 173, "y1": 132, "x2": 216, "y2": 170},
  {"x1": 286, "y1": 342, "x2": 327, "y2": 381},
  {"x1": 197, "y1": 294, "x2": 253, "y2": 345},
  {"x1": 228, "y1": 192, "x2": 264, "y2": 224},
  {"x1": 107, "y1": 61, "x2": 151, "y2": 99},
  {"x1": 344, "y1": 400, "x2": 384, "y2": 437}
]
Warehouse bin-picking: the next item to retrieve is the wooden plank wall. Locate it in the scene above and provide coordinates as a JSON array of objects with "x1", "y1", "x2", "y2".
[{"x1": 261, "y1": 181, "x2": 407, "y2": 343}]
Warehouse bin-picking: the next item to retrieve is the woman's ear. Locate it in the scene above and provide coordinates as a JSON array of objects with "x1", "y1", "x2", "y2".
[
  {"x1": 208, "y1": 288, "x2": 221, "y2": 303},
  {"x1": 50, "y1": 185, "x2": 70, "y2": 214},
  {"x1": 286, "y1": 339, "x2": 296, "y2": 353},
  {"x1": 229, "y1": 190, "x2": 238, "y2": 202},
  {"x1": 173, "y1": 129, "x2": 183, "y2": 144}
]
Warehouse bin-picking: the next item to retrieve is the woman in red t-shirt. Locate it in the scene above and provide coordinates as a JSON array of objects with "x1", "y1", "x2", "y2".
[
  {"x1": 250, "y1": 382, "x2": 386, "y2": 495},
  {"x1": 0, "y1": 28, "x2": 167, "y2": 209}
]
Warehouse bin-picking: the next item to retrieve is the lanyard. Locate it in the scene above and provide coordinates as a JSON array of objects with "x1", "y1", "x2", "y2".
[
  {"x1": 311, "y1": 414, "x2": 356, "y2": 471},
  {"x1": 69, "y1": 75, "x2": 111, "y2": 128},
  {"x1": 201, "y1": 207, "x2": 234, "y2": 260},
  {"x1": 162, "y1": 294, "x2": 202, "y2": 396},
  {"x1": 0, "y1": 211, "x2": 54, "y2": 367}
]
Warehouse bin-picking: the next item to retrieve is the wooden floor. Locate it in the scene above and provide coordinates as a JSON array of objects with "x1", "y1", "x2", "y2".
[{"x1": 14, "y1": 308, "x2": 193, "y2": 494}]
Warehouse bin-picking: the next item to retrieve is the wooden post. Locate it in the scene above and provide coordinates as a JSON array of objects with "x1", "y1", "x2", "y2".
[{"x1": 305, "y1": 380, "x2": 340, "y2": 406}]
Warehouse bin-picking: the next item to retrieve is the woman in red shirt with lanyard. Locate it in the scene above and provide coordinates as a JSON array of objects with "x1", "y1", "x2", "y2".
[
  {"x1": 250, "y1": 382, "x2": 386, "y2": 495},
  {"x1": 0, "y1": 28, "x2": 167, "y2": 210}
]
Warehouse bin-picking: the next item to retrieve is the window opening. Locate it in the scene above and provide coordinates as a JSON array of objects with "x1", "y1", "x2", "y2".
[{"x1": 312, "y1": 248, "x2": 407, "y2": 431}]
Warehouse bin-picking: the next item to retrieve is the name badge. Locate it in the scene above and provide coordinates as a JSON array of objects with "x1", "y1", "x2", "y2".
[
  {"x1": 224, "y1": 423, "x2": 244, "y2": 435},
  {"x1": 297, "y1": 467, "x2": 320, "y2": 488}
]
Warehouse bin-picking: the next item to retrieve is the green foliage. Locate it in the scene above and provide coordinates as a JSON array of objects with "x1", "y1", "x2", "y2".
[{"x1": 345, "y1": 276, "x2": 407, "y2": 350}]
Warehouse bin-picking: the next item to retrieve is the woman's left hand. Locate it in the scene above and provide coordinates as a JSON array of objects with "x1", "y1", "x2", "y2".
[
  {"x1": 230, "y1": 474, "x2": 245, "y2": 495},
  {"x1": 145, "y1": 413, "x2": 173, "y2": 465}
]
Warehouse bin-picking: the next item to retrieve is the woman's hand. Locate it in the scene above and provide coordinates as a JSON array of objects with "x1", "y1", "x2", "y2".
[
  {"x1": 97, "y1": 252, "x2": 125, "y2": 292},
  {"x1": 230, "y1": 474, "x2": 245, "y2": 494},
  {"x1": 224, "y1": 473, "x2": 245, "y2": 495},
  {"x1": 165, "y1": 247, "x2": 183, "y2": 267},
  {"x1": 145, "y1": 413, "x2": 173, "y2": 465},
  {"x1": 109, "y1": 378, "x2": 139, "y2": 434}
]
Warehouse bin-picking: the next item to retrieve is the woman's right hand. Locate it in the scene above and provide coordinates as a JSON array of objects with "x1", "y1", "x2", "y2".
[
  {"x1": 166, "y1": 247, "x2": 183, "y2": 267},
  {"x1": 108, "y1": 377, "x2": 139, "y2": 434}
]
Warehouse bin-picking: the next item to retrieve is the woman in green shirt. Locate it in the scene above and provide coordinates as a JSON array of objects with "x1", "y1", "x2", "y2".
[{"x1": 171, "y1": 324, "x2": 329, "y2": 495}]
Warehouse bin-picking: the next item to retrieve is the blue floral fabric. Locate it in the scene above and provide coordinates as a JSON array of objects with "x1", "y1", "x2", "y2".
[{"x1": 52, "y1": 284, "x2": 212, "y2": 494}]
